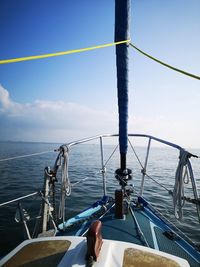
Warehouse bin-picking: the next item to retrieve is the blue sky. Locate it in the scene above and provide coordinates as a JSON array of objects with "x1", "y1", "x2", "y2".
[{"x1": 0, "y1": 0, "x2": 200, "y2": 148}]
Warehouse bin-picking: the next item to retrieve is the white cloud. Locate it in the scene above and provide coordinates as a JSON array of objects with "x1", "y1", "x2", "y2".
[
  {"x1": 0, "y1": 85, "x2": 117, "y2": 142},
  {"x1": 0, "y1": 84, "x2": 22, "y2": 115},
  {"x1": 0, "y1": 84, "x2": 199, "y2": 148}
]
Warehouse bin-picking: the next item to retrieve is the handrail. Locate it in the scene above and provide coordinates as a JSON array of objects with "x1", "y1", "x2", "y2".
[
  {"x1": 59, "y1": 133, "x2": 186, "y2": 199},
  {"x1": 58, "y1": 133, "x2": 199, "y2": 222},
  {"x1": 1, "y1": 133, "x2": 199, "y2": 223},
  {"x1": 60, "y1": 134, "x2": 182, "y2": 200},
  {"x1": 62, "y1": 133, "x2": 185, "y2": 151}
]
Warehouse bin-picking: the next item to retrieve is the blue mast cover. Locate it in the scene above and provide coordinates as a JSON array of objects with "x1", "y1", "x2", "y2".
[{"x1": 115, "y1": 0, "x2": 130, "y2": 155}]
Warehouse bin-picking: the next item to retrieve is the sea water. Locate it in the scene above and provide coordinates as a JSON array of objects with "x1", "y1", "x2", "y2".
[{"x1": 0, "y1": 141, "x2": 199, "y2": 256}]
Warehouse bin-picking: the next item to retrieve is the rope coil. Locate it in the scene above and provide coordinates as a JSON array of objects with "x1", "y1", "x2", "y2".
[
  {"x1": 173, "y1": 150, "x2": 191, "y2": 220},
  {"x1": 58, "y1": 145, "x2": 71, "y2": 222}
]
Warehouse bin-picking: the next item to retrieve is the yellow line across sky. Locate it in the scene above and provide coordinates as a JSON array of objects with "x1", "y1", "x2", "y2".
[{"x1": 0, "y1": 40, "x2": 130, "y2": 64}]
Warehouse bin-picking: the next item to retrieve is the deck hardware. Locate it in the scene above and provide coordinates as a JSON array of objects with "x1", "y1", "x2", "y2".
[
  {"x1": 163, "y1": 231, "x2": 179, "y2": 241},
  {"x1": 86, "y1": 220, "x2": 103, "y2": 264}
]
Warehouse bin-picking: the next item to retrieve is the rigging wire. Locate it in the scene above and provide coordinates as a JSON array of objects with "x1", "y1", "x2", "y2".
[
  {"x1": 128, "y1": 138, "x2": 144, "y2": 169},
  {"x1": 127, "y1": 140, "x2": 200, "y2": 213},
  {"x1": 0, "y1": 192, "x2": 38, "y2": 207},
  {"x1": 104, "y1": 144, "x2": 119, "y2": 167},
  {"x1": 0, "y1": 150, "x2": 54, "y2": 162},
  {"x1": 130, "y1": 43, "x2": 200, "y2": 80}
]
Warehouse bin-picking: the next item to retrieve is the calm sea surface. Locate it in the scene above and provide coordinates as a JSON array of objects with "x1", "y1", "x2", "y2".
[{"x1": 0, "y1": 140, "x2": 200, "y2": 257}]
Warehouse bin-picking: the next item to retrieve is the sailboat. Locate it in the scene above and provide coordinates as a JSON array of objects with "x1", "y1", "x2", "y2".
[{"x1": 0, "y1": 0, "x2": 200, "y2": 266}]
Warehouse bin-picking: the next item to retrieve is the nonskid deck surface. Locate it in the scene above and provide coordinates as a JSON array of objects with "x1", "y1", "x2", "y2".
[
  {"x1": 59, "y1": 197, "x2": 200, "y2": 267},
  {"x1": 132, "y1": 206, "x2": 200, "y2": 267},
  {"x1": 1, "y1": 240, "x2": 71, "y2": 267},
  {"x1": 1, "y1": 199, "x2": 199, "y2": 267},
  {"x1": 0, "y1": 236, "x2": 190, "y2": 267},
  {"x1": 100, "y1": 213, "x2": 143, "y2": 246},
  {"x1": 101, "y1": 206, "x2": 199, "y2": 267}
]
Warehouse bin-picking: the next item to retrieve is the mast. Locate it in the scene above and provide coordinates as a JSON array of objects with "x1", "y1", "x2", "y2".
[{"x1": 115, "y1": 0, "x2": 130, "y2": 172}]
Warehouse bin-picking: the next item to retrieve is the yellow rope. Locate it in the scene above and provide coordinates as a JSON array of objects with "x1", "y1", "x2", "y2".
[
  {"x1": 0, "y1": 40, "x2": 130, "y2": 64},
  {"x1": 130, "y1": 43, "x2": 200, "y2": 80},
  {"x1": 2, "y1": 39, "x2": 198, "y2": 81}
]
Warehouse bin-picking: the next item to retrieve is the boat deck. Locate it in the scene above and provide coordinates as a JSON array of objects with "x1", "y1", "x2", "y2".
[
  {"x1": 0, "y1": 236, "x2": 190, "y2": 267},
  {"x1": 1, "y1": 240, "x2": 71, "y2": 267},
  {"x1": 59, "y1": 197, "x2": 200, "y2": 267},
  {"x1": 101, "y1": 213, "x2": 143, "y2": 246},
  {"x1": 101, "y1": 207, "x2": 199, "y2": 267},
  {"x1": 3, "y1": 195, "x2": 198, "y2": 267}
]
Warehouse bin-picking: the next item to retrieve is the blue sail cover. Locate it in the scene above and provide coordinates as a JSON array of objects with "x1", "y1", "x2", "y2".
[{"x1": 115, "y1": 0, "x2": 130, "y2": 155}]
